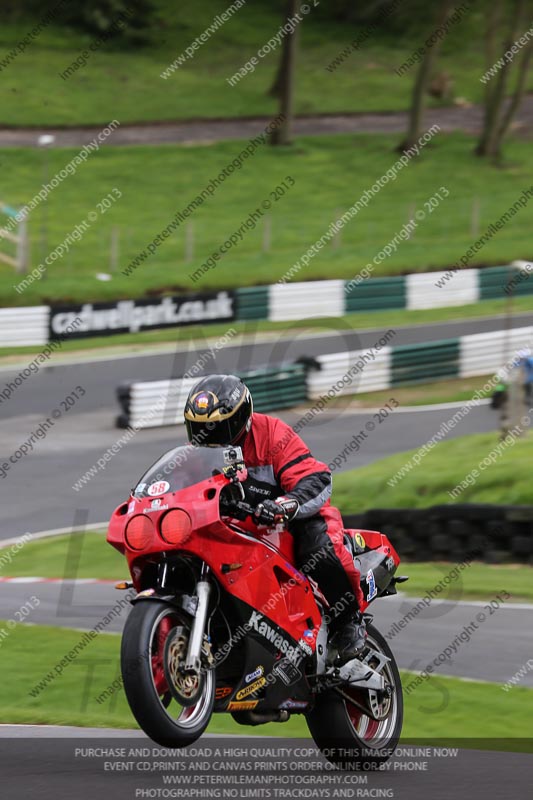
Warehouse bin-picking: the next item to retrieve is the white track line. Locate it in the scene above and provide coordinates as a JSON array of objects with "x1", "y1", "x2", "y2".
[
  {"x1": 305, "y1": 399, "x2": 491, "y2": 415},
  {"x1": 388, "y1": 399, "x2": 491, "y2": 413}
]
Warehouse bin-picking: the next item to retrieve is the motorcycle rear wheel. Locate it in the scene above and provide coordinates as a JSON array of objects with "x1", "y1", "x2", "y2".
[
  {"x1": 121, "y1": 600, "x2": 215, "y2": 748},
  {"x1": 307, "y1": 623, "x2": 403, "y2": 769}
]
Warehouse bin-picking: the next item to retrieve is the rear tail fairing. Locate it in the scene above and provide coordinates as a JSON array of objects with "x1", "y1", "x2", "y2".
[{"x1": 344, "y1": 529, "x2": 400, "y2": 609}]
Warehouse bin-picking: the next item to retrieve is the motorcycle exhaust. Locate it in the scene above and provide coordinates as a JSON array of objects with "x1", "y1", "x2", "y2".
[{"x1": 234, "y1": 710, "x2": 290, "y2": 726}]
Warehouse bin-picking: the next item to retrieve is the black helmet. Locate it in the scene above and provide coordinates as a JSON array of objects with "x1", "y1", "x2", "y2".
[{"x1": 184, "y1": 374, "x2": 253, "y2": 447}]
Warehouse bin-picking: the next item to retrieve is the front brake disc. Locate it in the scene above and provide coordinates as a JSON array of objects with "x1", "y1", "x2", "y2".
[{"x1": 163, "y1": 626, "x2": 205, "y2": 707}]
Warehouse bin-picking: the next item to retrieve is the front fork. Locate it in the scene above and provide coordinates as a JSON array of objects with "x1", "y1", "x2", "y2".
[{"x1": 184, "y1": 562, "x2": 212, "y2": 674}]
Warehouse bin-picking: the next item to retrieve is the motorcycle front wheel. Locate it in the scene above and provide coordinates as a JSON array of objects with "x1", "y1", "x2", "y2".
[
  {"x1": 121, "y1": 600, "x2": 215, "y2": 748},
  {"x1": 307, "y1": 623, "x2": 403, "y2": 769}
]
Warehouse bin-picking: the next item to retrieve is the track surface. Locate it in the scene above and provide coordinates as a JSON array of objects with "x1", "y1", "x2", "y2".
[
  {"x1": 1, "y1": 313, "x2": 531, "y2": 421},
  {"x1": 0, "y1": 729, "x2": 530, "y2": 800}
]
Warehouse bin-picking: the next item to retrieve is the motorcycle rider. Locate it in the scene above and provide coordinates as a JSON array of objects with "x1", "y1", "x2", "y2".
[{"x1": 184, "y1": 373, "x2": 366, "y2": 665}]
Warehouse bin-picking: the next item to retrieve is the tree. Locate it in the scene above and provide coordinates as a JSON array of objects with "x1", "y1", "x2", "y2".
[
  {"x1": 269, "y1": 0, "x2": 300, "y2": 146},
  {"x1": 267, "y1": 35, "x2": 290, "y2": 99},
  {"x1": 476, "y1": 0, "x2": 533, "y2": 161},
  {"x1": 6, "y1": 0, "x2": 155, "y2": 44},
  {"x1": 398, "y1": 0, "x2": 455, "y2": 151}
]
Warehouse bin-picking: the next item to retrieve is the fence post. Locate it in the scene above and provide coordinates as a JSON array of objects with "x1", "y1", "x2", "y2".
[{"x1": 0, "y1": 203, "x2": 29, "y2": 274}]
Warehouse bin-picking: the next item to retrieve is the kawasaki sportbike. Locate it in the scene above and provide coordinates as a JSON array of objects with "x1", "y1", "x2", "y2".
[{"x1": 108, "y1": 445, "x2": 406, "y2": 767}]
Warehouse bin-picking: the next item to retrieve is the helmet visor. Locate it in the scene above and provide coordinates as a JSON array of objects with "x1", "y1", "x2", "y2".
[{"x1": 185, "y1": 417, "x2": 245, "y2": 447}]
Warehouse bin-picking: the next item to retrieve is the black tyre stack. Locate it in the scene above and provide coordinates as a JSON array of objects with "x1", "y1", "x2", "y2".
[{"x1": 343, "y1": 504, "x2": 533, "y2": 563}]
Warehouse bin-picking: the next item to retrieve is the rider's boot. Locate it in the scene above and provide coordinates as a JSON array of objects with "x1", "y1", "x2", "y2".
[{"x1": 330, "y1": 613, "x2": 367, "y2": 666}]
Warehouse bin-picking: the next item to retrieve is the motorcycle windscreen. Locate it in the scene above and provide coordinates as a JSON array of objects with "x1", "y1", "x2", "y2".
[{"x1": 132, "y1": 444, "x2": 234, "y2": 498}]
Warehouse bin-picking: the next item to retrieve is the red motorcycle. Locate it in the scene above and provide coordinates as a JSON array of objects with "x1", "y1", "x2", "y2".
[{"x1": 107, "y1": 444, "x2": 406, "y2": 767}]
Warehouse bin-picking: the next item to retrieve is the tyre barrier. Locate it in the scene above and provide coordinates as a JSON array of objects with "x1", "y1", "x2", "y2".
[{"x1": 343, "y1": 504, "x2": 533, "y2": 564}]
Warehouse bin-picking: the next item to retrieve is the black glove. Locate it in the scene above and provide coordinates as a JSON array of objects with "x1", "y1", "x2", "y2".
[{"x1": 253, "y1": 496, "x2": 299, "y2": 526}]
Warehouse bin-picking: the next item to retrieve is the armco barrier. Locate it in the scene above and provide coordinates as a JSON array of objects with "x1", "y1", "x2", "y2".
[
  {"x1": 0, "y1": 306, "x2": 48, "y2": 347},
  {"x1": 406, "y1": 269, "x2": 478, "y2": 309},
  {"x1": 1, "y1": 263, "x2": 530, "y2": 348},
  {"x1": 343, "y1": 504, "x2": 533, "y2": 564},
  {"x1": 117, "y1": 324, "x2": 533, "y2": 425},
  {"x1": 269, "y1": 280, "x2": 345, "y2": 322},
  {"x1": 244, "y1": 363, "x2": 308, "y2": 411},
  {"x1": 116, "y1": 377, "x2": 197, "y2": 429},
  {"x1": 319, "y1": 324, "x2": 532, "y2": 397},
  {"x1": 479, "y1": 265, "x2": 515, "y2": 301},
  {"x1": 235, "y1": 286, "x2": 270, "y2": 320},
  {"x1": 116, "y1": 362, "x2": 308, "y2": 429},
  {"x1": 391, "y1": 339, "x2": 460, "y2": 385},
  {"x1": 345, "y1": 275, "x2": 406, "y2": 312},
  {"x1": 459, "y1": 325, "x2": 533, "y2": 378},
  {"x1": 307, "y1": 347, "x2": 392, "y2": 399},
  {"x1": 267, "y1": 263, "x2": 528, "y2": 321}
]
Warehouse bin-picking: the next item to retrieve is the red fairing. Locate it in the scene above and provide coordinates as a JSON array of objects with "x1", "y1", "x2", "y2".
[
  {"x1": 107, "y1": 471, "x2": 322, "y2": 649},
  {"x1": 350, "y1": 529, "x2": 401, "y2": 569},
  {"x1": 344, "y1": 528, "x2": 400, "y2": 613},
  {"x1": 107, "y1": 468, "x2": 401, "y2": 642}
]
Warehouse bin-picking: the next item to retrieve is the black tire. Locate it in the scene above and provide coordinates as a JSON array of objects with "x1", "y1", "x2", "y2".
[
  {"x1": 307, "y1": 623, "x2": 403, "y2": 769},
  {"x1": 121, "y1": 600, "x2": 215, "y2": 748}
]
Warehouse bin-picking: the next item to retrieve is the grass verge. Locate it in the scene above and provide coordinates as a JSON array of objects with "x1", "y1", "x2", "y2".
[
  {"x1": 349, "y1": 375, "x2": 499, "y2": 409},
  {"x1": 398, "y1": 562, "x2": 533, "y2": 604},
  {"x1": 2, "y1": 133, "x2": 533, "y2": 306},
  {"x1": 0, "y1": 532, "x2": 123, "y2": 581},
  {"x1": 333, "y1": 432, "x2": 533, "y2": 511},
  {"x1": 0, "y1": 1, "x2": 521, "y2": 126},
  {"x1": 2, "y1": 532, "x2": 532, "y2": 602},
  {"x1": 0, "y1": 622, "x2": 530, "y2": 747}
]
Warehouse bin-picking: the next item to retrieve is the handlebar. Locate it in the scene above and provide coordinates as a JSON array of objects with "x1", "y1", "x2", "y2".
[
  {"x1": 221, "y1": 468, "x2": 290, "y2": 528},
  {"x1": 221, "y1": 497, "x2": 289, "y2": 529},
  {"x1": 234, "y1": 500, "x2": 256, "y2": 517}
]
